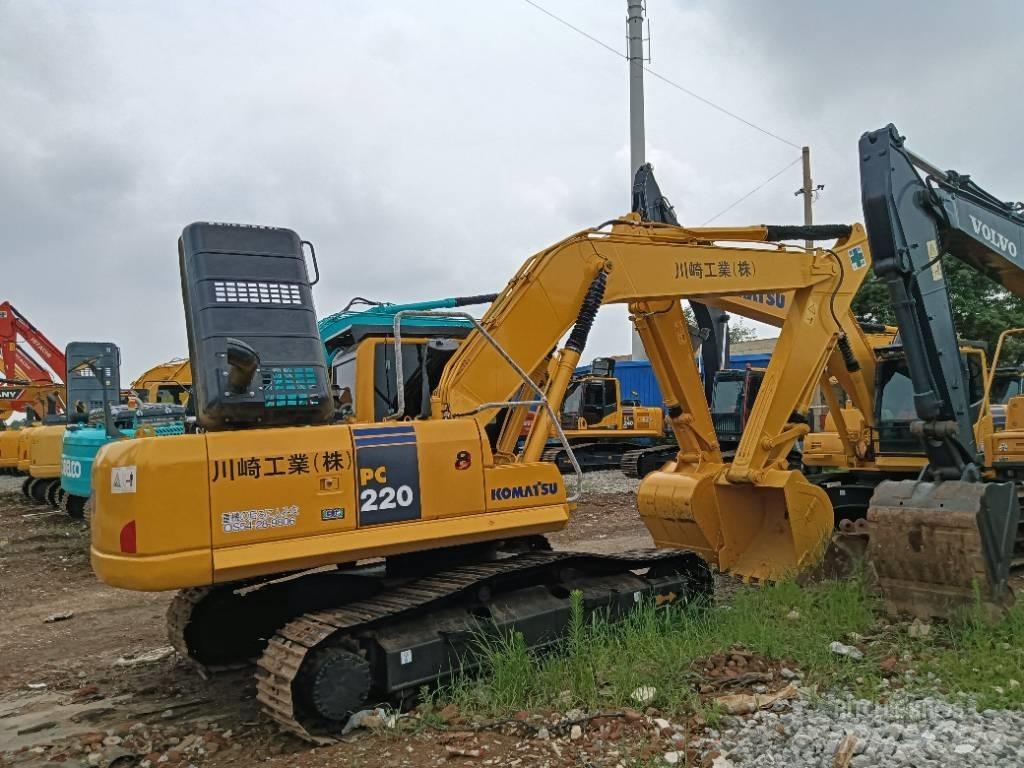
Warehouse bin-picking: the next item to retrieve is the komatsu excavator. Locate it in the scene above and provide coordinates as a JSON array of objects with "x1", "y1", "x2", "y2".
[
  {"x1": 537, "y1": 356, "x2": 668, "y2": 472},
  {"x1": 91, "y1": 215, "x2": 869, "y2": 740},
  {"x1": 857, "y1": 124, "x2": 1024, "y2": 617}
]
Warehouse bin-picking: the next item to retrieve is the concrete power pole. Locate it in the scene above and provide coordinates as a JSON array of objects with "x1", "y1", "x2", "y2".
[
  {"x1": 627, "y1": 0, "x2": 646, "y2": 184},
  {"x1": 628, "y1": 0, "x2": 648, "y2": 360},
  {"x1": 800, "y1": 146, "x2": 813, "y2": 249}
]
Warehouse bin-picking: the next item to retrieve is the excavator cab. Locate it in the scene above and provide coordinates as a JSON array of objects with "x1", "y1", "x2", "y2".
[
  {"x1": 984, "y1": 329, "x2": 1024, "y2": 486},
  {"x1": 333, "y1": 336, "x2": 467, "y2": 422},
  {"x1": 561, "y1": 376, "x2": 617, "y2": 428},
  {"x1": 710, "y1": 368, "x2": 764, "y2": 452}
]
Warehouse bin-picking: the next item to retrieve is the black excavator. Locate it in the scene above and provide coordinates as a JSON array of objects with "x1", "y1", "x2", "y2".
[{"x1": 859, "y1": 124, "x2": 1024, "y2": 617}]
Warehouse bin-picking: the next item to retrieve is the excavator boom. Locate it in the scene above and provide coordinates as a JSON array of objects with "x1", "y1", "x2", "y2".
[
  {"x1": 0, "y1": 302, "x2": 66, "y2": 384},
  {"x1": 436, "y1": 215, "x2": 873, "y2": 579},
  {"x1": 859, "y1": 124, "x2": 1024, "y2": 616}
]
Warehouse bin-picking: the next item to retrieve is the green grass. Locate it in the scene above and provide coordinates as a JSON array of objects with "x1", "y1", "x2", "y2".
[
  {"x1": 432, "y1": 578, "x2": 1024, "y2": 719},
  {"x1": 901, "y1": 600, "x2": 1024, "y2": 710}
]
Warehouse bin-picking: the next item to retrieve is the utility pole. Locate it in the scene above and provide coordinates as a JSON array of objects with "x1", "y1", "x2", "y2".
[
  {"x1": 796, "y1": 146, "x2": 823, "y2": 250},
  {"x1": 801, "y1": 146, "x2": 813, "y2": 249},
  {"x1": 627, "y1": 0, "x2": 646, "y2": 184},
  {"x1": 627, "y1": 0, "x2": 647, "y2": 360}
]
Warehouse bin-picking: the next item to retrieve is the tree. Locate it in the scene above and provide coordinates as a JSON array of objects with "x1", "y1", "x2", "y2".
[
  {"x1": 681, "y1": 304, "x2": 762, "y2": 346},
  {"x1": 852, "y1": 259, "x2": 1024, "y2": 349},
  {"x1": 728, "y1": 320, "x2": 759, "y2": 345}
]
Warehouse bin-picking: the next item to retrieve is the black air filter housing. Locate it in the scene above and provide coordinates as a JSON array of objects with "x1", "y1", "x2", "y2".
[
  {"x1": 179, "y1": 222, "x2": 332, "y2": 430},
  {"x1": 65, "y1": 342, "x2": 121, "y2": 414}
]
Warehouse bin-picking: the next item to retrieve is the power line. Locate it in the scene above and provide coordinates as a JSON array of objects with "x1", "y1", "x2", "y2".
[
  {"x1": 700, "y1": 156, "x2": 803, "y2": 226},
  {"x1": 520, "y1": 0, "x2": 801, "y2": 150},
  {"x1": 521, "y1": 0, "x2": 623, "y2": 59}
]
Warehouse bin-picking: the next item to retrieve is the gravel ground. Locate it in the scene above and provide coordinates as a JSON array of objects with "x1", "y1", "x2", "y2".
[
  {"x1": 701, "y1": 689, "x2": 1024, "y2": 767},
  {"x1": 577, "y1": 469, "x2": 640, "y2": 495}
]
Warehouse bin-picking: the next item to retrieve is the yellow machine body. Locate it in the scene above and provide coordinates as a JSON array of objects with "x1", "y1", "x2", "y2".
[
  {"x1": 17, "y1": 427, "x2": 35, "y2": 473},
  {"x1": 980, "y1": 329, "x2": 1024, "y2": 476},
  {"x1": 803, "y1": 343, "x2": 997, "y2": 475},
  {"x1": 0, "y1": 426, "x2": 29, "y2": 471},
  {"x1": 92, "y1": 420, "x2": 566, "y2": 590},
  {"x1": 27, "y1": 424, "x2": 65, "y2": 479}
]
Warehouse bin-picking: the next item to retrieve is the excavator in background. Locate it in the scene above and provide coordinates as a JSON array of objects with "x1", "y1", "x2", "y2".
[
  {"x1": 90, "y1": 212, "x2": 870, "y2": 740},
  {"x1": 539, "y1": 356, "x2": 668, "y2": 472},
  {"x1": 802, "y1": 326, "x2": 1011, "y2": 525},
  {"x1": 22, "y1": 343, "x2": 120, "y2": 507},
  {"x1": 855, "y1": 124, "x2": 1024, "y2": 617},
  {"x1": 0, "y1": 381, "x2": 66, "y2": 475},
  {"x1": 131, "y1": 358, "x2": 192, "y2": 405},
  {"x1": 0, "y1": 302, "x2": 66, "y2": 384},
  {"x1": 60, "y1": 356, "x2": 190, "y2": 518},
  {"x1": 0, "y1": 302, "x2": 68, "y2": 479},
  {"x1": 622, "y1": 366, "x2": 764, "y2": 478}
]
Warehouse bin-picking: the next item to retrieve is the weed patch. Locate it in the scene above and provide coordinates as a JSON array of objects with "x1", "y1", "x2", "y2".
[{"x1": 433, "y1": 576, "x2": 1024, "y2": 722}]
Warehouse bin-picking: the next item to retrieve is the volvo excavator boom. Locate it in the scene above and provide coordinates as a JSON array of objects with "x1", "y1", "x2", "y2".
[{"x1": 859, "y1": 124, "x2": 1024, "y2": 616}]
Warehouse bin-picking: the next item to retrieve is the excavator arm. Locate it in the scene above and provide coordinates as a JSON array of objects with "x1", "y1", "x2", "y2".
[
  {"x1": 436, "y1": 214, "x2": 873, "y2": 578},
  {"x1": 859, "y1": 123, "x2": 1024, "y2": 615},
  {"x1": 0, "y1": 302, "x2": 66, "y2": 384}
]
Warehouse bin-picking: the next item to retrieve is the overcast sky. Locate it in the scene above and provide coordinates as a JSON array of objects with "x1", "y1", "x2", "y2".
[{"x1": 2, "y1": 0, "x2": 1022, "y2": 378}]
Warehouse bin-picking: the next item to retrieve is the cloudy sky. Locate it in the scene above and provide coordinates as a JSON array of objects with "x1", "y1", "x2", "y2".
[{"x1": 2, "y1": 0, "x2": 1021, "y2": 378}]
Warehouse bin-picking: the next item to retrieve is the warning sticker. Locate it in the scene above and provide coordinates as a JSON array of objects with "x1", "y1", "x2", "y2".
[{"x1": 111, "y1": 466, "x2": 137, "y2": 494}]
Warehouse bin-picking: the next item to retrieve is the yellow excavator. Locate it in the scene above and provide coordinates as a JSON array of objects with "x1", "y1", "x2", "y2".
[
  {"x1": 131, "y1": 357, "x2": 191, "y2": 405},
  {"x1": 537, "y1": 356, "x2": 667, "y2": 471},
  {"x1": 91, "y1": 216, "x2": 870, "y2": 740},
  {"x1": 0, "y1": 382, "x2": 66, "y2": 476}
]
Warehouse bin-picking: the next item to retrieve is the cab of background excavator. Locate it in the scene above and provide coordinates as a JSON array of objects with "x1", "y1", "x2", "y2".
[{"x1": 874, "y1": 346, "x2": 986, "y2": 455}]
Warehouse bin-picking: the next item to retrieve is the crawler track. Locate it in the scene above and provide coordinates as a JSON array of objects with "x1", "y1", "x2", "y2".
[{"x1": 255, "y1": 549, "x2": 709, "y2": 742}]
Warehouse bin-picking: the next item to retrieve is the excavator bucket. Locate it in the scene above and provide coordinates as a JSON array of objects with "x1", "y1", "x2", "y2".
[
  {"x1": 713, "y1": 470, "x2": 834, "y2": 581},
  {"x1": 639, "y1": 467, "x2": 834, "y2": 581},
  {"x1": 867, "y1": 480, "x2": 1018, "y2": 619}
]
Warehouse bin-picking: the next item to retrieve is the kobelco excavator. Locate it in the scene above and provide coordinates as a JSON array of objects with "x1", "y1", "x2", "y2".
[
  {"x1": 60, "y1": 356, "x2": 189, "y2": 518},
  {"x1": 91, "y1": 215, "x2": 870, "y2": 740},
  {"x1": 23, "y1": 342, "x2": 121, "y2": 508},
  {"x1": 858, "y1": 124, "x2": 1024, "y2": 617}
]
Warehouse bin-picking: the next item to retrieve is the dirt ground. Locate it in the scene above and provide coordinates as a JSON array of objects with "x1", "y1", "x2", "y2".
[{"x1": 0, "y1": 478, "x2": 674, "y2": 767}]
